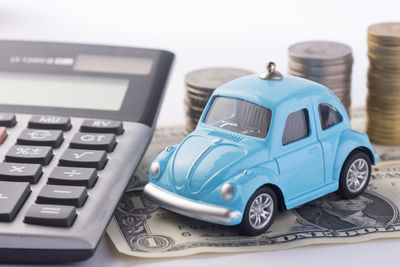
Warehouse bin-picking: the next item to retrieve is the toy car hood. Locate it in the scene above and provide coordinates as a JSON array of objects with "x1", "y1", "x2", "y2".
[{"x1": 167, "y1": 133, "x2": 262, "y2": 195}]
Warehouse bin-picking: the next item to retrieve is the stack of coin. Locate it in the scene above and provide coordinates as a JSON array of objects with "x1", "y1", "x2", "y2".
[
  {"x1": 367, "y1": 22, "x2": 400, "y2": 145},
  {"x1": 288, "y1": 41, "x2": 353, "y2": 113},
  {"x1": 184, "y1": 68, "x2": 253, "y2": 134}
]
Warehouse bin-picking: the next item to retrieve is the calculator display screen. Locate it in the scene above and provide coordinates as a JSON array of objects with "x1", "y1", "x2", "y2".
[{"x1": 0, "y1": 72, "x2": 128, "y2": 111}]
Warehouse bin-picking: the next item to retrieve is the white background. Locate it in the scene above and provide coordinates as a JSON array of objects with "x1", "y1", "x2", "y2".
[{"x1": 1, "y1": 0, "x2": 400, "y2": 266}]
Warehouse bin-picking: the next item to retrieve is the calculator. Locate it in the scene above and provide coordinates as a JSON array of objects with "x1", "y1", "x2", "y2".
[{"x1": 0, "y1": 40, "x2": 173, "y2": 263}]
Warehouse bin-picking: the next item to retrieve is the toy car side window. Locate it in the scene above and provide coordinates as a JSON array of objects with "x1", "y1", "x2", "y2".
[
  {"x1": 282, "y1": 109, "x2": 309, "y2": 146},
  {"x1": 318, "y1": 103, "x2": 343, "y2": 130}
]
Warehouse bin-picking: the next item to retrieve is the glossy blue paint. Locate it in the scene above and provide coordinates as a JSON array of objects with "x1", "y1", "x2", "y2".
[{"x1": 146, "y1": 73, "x2": 377, "y2": 226}]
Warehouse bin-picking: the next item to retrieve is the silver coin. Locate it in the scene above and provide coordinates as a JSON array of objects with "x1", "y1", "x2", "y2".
[
  {"x1": 289, "y1": 61, "x2": 353, "y2": 76},
  {"x1": 185, "y1": 68, "x2": 253, "y2": 91},
  {"x1": 186, "y1": 86, "x2": 214, "y2": 98},
  {"x1": 288, "y1": 71, "x2": 351, "y2": 88},
  {"x1": 289, "y1": 41, "x2": 353, "y2": 65},
  {"x1": 184, "y1": 93, "x2": 209, "y2": 108}
]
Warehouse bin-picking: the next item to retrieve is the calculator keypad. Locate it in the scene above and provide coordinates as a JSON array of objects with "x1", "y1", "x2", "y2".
[
  {"x1": 5, "y1": 145, "x2": 53, "y2": 165},
  {"x1": 28, "y1": 115, "x2": 72, "y2": 131},
  {"x1": 36, "y1": 185, "x2": 88, "y2": 207},
  {"x1": 48, "y1": 167, "x2": 98, "y2": 188},
  {"x1": 24, "y1": 204, "x2": 77, "y2": 227},
  {"x1": 59, "y1": 149, "x2": 108, "y2": 170},
  {"x1": 0, "y1": 181, "x2": 31, "y2": 222},
  {"x1": 80, "y1": 119, "x2": 124, "y2": 135},
  {"x1": 0, "y1": 114, "x2": 124, "y2": 228},
  {"x1": 17, "y1": 129, "x2": 64, "y2": 148},
  {"x1": 70, "y1": 133, "x2": 116, "y2": 152},
  {"x1": 0, "y1": 162, "x2": 43, "y2": 183}
]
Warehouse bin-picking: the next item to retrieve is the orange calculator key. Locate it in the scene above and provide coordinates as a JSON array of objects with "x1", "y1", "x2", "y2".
[{"x1": 0, "y1": 127, "x2": 7, "y2": 145}]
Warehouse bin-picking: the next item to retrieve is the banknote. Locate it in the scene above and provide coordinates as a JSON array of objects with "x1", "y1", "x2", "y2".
[
  {"x1": 109, "y1": 108, "x2": 400, "y2": 258},
  {"x1": 107, "y1": 164, "x2": 400, "y2": 258}
]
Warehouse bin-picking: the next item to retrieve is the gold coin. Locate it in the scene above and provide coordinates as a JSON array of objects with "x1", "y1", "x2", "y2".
[{"x1": 368, "y1": 23, "x2": 400, "y2": 46}]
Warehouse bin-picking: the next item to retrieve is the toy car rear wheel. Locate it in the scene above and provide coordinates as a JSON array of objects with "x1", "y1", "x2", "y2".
[
  {"x1": 337, "y1": 150, "x2": 371, "y2": 199},
  {"x1": 240, "y1": 187, "x2": 277, "y2": 236}
]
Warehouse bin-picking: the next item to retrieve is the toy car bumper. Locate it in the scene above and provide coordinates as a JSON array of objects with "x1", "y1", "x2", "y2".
[{"x1": 143, "y1": 183, "x2": 243, "y2": 225}]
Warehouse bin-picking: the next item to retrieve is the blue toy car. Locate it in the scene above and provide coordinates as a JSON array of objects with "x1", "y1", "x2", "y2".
[{"x1": 144, "y1": 62, "x2": 378, "y2": 235}]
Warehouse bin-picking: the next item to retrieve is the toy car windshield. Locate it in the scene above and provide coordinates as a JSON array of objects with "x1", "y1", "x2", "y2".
[{"x1": 204, "y1": 96, "x2": 271, "y2": 138}]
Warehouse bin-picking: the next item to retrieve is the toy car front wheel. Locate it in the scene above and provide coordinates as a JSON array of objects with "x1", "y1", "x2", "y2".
[
  {"x1": 337, "y1": 150, "x2": 371, "y2": 199},
  {"x1": 240, "y1": 187, "x2": 277, "y2": 236}
]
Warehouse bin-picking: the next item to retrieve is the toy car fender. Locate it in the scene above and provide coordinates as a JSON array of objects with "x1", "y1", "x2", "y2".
[
  {"x1": 333, "y1": 129, "x2": 378, "y2": 182},
  {"x1": 222, "y1": 164, "x2": 282, "y2": 212}
]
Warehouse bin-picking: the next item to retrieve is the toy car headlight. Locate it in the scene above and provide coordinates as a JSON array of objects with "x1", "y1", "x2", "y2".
[
  {"x1": 221, "y1": 183, "x2": 235, "y2": 200},
  {"x1": 150, "y1": 161, "x2": 161, "y2": 178}
]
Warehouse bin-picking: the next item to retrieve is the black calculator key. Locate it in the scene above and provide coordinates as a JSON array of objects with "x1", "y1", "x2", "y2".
[
  {"x1": 28, "y1": 115, "x2": 71, "y2": 131},
  {"x1": 17, "y1": 129, "x2": 64, "y2": 148},
  {"x1": 24, "y1": 204, "x2": 77, "y2": 227},
  {"x1": 70, "y1": 133, "x2": 116, "y2": 152},
  {"x1": 36, "y1": 185, "x2": 88, "y2": 207},
  {"x1": 80, "y1": 120, "x2": 124, "y2": 135},
  {"x1": 0, "y1": 113, "x2": 17, "y2": 128},
  {"x1": 5, "y1": 145, "x2": 53, "y2": 165},
  {"x1": 0, "y1": 181, "x2": 31, "y2": 222},
  {"x1": 0, "y1": 162, "x2": 42, "y2": 184},
  {"x1": 48, "y1": 167, "x2": 98, "y2": 188},
  {"x1": 59, "y1": 149, "x2": 107, "y2": 170}
]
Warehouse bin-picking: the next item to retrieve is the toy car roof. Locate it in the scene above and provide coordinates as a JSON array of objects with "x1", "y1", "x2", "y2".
[{"x1": 214, "y1": 74, "x2": 336, "y2": 109}]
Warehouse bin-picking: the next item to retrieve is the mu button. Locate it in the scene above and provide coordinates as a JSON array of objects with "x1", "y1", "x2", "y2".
[{"x1": 28, "y1": 115, "x2": 71, "y2": 131}]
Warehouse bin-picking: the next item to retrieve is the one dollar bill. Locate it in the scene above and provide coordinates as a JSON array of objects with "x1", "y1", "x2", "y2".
[
  {"x1": 108, "y1": 110, "x2": 400, "y2": 258},
  {"x1": 107, "y1": 165, "x2": 400, "y2": 258}
]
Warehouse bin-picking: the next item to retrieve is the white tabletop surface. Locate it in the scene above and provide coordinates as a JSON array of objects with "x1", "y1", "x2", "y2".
[{"x1": 1, "y1": 0, "x2": 400, "y2": 266}]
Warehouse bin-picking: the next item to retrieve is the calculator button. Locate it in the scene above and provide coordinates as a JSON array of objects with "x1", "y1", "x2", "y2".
[
  {"x1": 70, "y1": 133, "x2": 117, "y2": 152},
  {"x1": 17, "y1": 129, "x2": 63, "y2": 148},
  {"x1": 0, "y1": 127, "x2": 7, "y2": 145},
  {"x1": 48, "y1": 167, "x2": 98, "y2": 188},
  {"x1": 28, "y1": 115, "x2": 71, "y2": 131},
  {"x1": 0, "y1": 162, "x2": 42, "y2": 184},
  {"x1": 0, "y1": 181, "x2": 31, "y2": 222},
  {"x1": 36, "y1": 185, "x2": 88, "y2": 207},
  {"x1": 59, "y1": 149, "x2": 107, "y2": 170},
  {"x1": 80, "y1": 120, "x2": 124, "y2": 135},
  {"x1": 0, "y1": 113, "x2": 17, "y2": 128},
  {"x1": 5, "y1": 145, "x2": 53, "y2": 165},
  {"x1": 24, "y1": 204, "x2": 77, "y2": 227}
]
